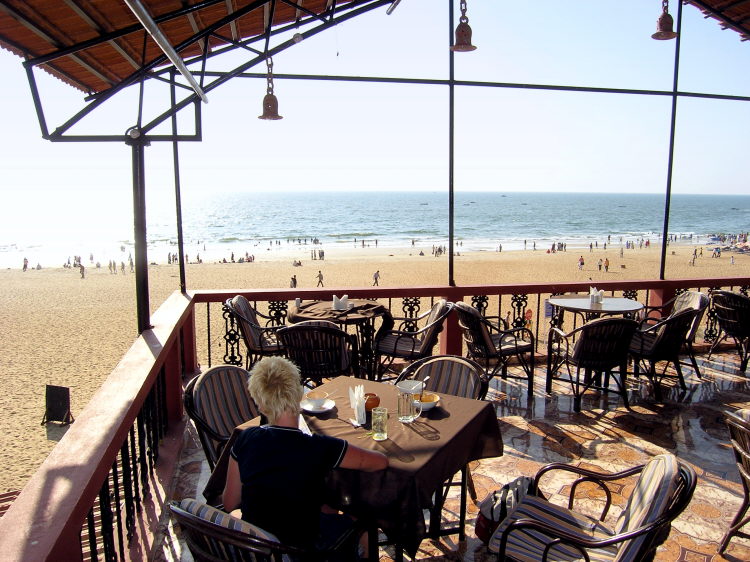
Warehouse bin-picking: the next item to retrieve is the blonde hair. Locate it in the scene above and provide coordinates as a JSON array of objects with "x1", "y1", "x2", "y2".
[{"x1": 248, "y1": 357, "x2": 303, "y2": 423}]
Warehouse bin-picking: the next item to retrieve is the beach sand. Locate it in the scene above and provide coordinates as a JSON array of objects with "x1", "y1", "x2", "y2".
[{"x1": 1, "y1": 243, "x2": 748, "y2": 493}]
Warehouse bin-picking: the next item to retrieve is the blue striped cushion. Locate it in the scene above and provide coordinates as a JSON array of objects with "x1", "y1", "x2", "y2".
[
  {"x1": 614, "y1": 454, "x2": 679, "y2": 561},
  {"x1": 414, "y1": 358, "x2": 482, "y2": 399},
  {"x1": 179, "y1": 498, "x2": 279, "y2": 542},
  {"x1": 192, "y1": 366, "x2": 257, "y2": 440},
  {"x1": 488, "y1": 495, "x2": 618, "y2": 561}
]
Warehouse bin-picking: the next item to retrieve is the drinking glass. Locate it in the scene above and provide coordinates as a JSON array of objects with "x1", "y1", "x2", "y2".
[
  {"x1": 396, "y1": 380, "x2": 424, "y2": 423},
  {"x1": 371, "y1": 407, "x2": 388, "y2": 441}
]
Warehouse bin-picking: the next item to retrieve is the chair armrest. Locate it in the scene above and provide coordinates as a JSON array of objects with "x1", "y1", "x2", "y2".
[
  {"x1": 498, "y1": 514, "x2": 661, "y2": 561},
  {"x1": 535, "y1": 462, "x2": 644, "y2": 521}
]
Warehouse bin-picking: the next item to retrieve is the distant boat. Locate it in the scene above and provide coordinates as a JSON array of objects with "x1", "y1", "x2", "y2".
[{"x1": 420, "y1": 203, "x2": 428, "y2": 205}]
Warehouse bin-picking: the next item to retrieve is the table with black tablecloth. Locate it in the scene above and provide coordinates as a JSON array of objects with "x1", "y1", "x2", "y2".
[{"x1": 203, "y1": 376, "x2": 503, "y2": 557}]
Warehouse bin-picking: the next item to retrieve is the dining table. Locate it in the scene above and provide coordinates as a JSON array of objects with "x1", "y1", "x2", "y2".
[
  {"x1": 548, "y1": 295, "x2": 644, "y2": 327},
  {"x1": 202, "y1": 376, "x2": 503, "y2": 558},
  {"x1": 288, "y1": 299, "x2": 393, "y2": 379}
]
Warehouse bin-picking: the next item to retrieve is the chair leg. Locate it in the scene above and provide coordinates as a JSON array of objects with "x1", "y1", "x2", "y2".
[
  {"x1": 686, "y1": 342, "x2": 702, "y2": 379},
  {"x1": 467, "y1": 467, "x2": 477, "y2": 501},
  {"x1": 719, "y1": 492, "x2": 750, "y2": 554},
  {"x1": 673, "y1": 358, "x2": 687, "y2": 390},
  {"x1": 649, "y1": 362, "x2": 663, "y2": 402}
]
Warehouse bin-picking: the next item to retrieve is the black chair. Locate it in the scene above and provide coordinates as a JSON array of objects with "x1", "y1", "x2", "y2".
[
  {"x1": 183, "y1": 365, "x2": 260, "y2": 471},
  {"x1": 719, "y1": 408, "x2": 750, "y2": 553},
  {"x1": 709, "y1": 290, "x2": 750, "y2": 373},
  {"x1": 277, "y1": 320, "x2": 359, "y2": 387},
  {"x1": 491, "y1": 454, "x2": 697, "y2": 561},
  {"x1": 639, "y1": 291, "x2": 709, "y2": 378},
  {"x1": 629, "y1": 308, "x2": 701, "y2": 401},
  {"x1": 454, "y1": 301, "x2": 535, "y2": 393},
  {"x1": 546, "y1": 317, "x2": 638, "y2": 412},
  {"x1": 169, "y1": 498, "x2": 359, "y2": 561},
  {"x1": 374, "y1": 299, "x2": 453, "y2": 381},
  {"x1": 396, "y1": 355, "x2": 489, "y2": 540},
  {"x1": 226, "y1": 295, "x2": 284, "y2": 369}
]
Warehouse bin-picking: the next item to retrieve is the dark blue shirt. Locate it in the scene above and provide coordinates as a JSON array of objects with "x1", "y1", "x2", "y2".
[{"x1": 230, "y1": 425, "x2": 348, "y2": 548}]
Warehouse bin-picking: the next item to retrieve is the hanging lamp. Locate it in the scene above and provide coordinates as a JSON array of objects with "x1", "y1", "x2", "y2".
[
  {"x1": 652, "y1": 0, "x2": 677, "y2": 40},
  {"x1": 259, "y1": 57, "x2": 283, "y2": 120},
  {"x1": 451, "y1": 0, "x2": 476, "y2": 52}
]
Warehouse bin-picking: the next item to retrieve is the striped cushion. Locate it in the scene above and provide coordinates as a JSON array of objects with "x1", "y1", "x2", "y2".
[
  {"x1": 413, "y1": 357, "x2": 482, "y2": 399},
  {"x1": 614, "y1": 454, "x2": 679, "y2": 561},
  {"x1": 489, "y1": 495, "x2": 618, "y2": 561},
  {"x1": 491, "y1": 333, "x2": 534, "y2": 356},
  {"x1": 192, "y1": 366, "x2": 258, "y2": 439},
  {"x1": 179, "y1": 498, "x2": 279, "y2": 542},
  {"x1": 376, "y1": 333, "x2": 420, "y2": 358}
]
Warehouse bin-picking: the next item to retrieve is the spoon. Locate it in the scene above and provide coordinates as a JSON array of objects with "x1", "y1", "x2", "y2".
[{"x1": 419, "y1": 376, "x2": 430, "y2": 401}]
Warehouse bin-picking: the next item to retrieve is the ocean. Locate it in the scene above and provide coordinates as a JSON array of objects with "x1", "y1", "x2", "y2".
[{"x1": 2, "y1": 191, "x2": 749, "y2": 268}]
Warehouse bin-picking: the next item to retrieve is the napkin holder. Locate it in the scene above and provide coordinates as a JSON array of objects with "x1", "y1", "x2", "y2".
[
  {"x1": 333, "y1": 294, "x2": 350, "y2": 311},
  {"x1": 348, "y1": 385, "x2": 367, "y2": 425}
]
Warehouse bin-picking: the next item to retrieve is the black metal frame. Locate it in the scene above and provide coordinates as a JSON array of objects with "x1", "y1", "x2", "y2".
[{"x1": 14, "y1": 0, "x2": 750, "y2": 333}]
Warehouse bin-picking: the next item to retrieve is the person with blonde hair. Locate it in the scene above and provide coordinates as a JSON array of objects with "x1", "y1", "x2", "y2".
[{"x1": 222, "y1": 356, "x2": 387, "y2": 555}]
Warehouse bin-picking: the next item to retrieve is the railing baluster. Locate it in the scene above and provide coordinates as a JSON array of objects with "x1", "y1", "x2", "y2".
[
  {"x1": 111, "y1": 459, "x2": 125, "y2": 557},
  {"x1": 98, "y1": 476, "x2": 116, "y2": 561},
  {"x1": 119, "y1": 441, "x2": 135, "y2": 541}
]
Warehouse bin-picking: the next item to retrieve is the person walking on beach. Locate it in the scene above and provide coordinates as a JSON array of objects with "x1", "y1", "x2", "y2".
[
  {"x1": 604, "y1": 257, "x2": 610, "y2": 272},
  {"x1": 79, "y1": 264, "x2": 85, "y2": 279},
  {"x1": 372, "y1": 270, "x2": 380, "y2": 286},
  {"x1": 22, "y1": 257, "x2": 28, "y2": 272},
  {"x1": 597, "y1": 258, "x2": 603, "y2": 271},
  {"x1": 316, "y1": 270, "x2": 324, "y2": 287},
  {"x1": 578, "y1": 256, "x2": 585, "y2": 270},
  {"x1": 290, "y1": 275, "x2": 297, "y2": 288}
]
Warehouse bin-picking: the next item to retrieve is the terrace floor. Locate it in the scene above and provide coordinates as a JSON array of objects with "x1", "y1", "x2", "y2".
[{"x1": 156, "y1": 348, "x2": 750, "y2": 561}]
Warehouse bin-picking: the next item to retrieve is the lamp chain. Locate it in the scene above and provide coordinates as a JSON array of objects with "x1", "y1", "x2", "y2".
[
  {"x1": 661, "y1": 0, "x2": 669, "y2": 14},
  {"x1": 459, "y1": 0, "x2": 469, "y2": 23},
  {"x1": 265, "y1": 57, "x2": 275, "y2": 95}
]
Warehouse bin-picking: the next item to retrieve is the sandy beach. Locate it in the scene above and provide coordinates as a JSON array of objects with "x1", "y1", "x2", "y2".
[{"x1": 1, "y1": 243, "x2": 748, "y2": 493}]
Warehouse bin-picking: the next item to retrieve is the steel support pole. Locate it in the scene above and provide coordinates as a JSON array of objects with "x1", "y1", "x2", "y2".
[
  {"x1": 170, "y1": 71, "x2": 187, "y2": 293},
  {"x1": 129, "y1": 134, "x2": 152, "y2": 333},
  {"x1": 659, "y1": 1, "x2": 683, "y2": 280},
  {"x1": 447, "y1": 0, "x2": 456, "y2": 287}
]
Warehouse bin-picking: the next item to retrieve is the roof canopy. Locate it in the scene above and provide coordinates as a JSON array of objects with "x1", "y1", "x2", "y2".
[{"x1": 0, "y1": 1, "x2": 747, "y2": 97}]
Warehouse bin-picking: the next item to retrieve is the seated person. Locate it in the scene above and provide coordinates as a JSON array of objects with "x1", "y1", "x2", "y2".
[{"x1": 222, "y1": 356, "x2": 388, "y2": 555}]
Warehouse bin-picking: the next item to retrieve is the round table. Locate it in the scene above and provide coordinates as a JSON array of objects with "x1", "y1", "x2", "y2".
[
  {"x1": 288, "y1": 299, "x2": 392, "y2": 379},
  {"x1": 548, "y1": 296, "x2": 644, "y2": 329}
]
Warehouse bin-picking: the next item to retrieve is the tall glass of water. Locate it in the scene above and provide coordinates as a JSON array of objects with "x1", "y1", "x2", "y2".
[
  {"x1": 371, "y1": 407, "x2": 388, "y2": 441},
  {"x1": 396, "y1": 380, "x2": 423, "y2": 423}
]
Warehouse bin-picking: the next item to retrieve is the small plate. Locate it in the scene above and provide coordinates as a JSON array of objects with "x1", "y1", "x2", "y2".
[{"x1": 301, "y1": 398, "x2": 336, "y2": 413}]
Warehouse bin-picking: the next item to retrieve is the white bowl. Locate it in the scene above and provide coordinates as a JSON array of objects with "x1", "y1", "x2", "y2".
[
  {"x1": 305, "y1": 391, "x2": 329, "y2": 409},
  {"x1": 416, "y1": 393, "x2": 440, "y2": 411}
]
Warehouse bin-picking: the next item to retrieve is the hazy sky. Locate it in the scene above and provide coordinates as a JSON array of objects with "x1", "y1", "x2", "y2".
[{"x1": 1, "y1": 0, "x2": 749, "y2": 243}]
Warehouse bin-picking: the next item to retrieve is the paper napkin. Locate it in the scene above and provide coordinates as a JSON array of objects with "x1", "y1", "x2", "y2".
[{"x1": 348, "y1": 384, "x2": 366, "y2": 425}]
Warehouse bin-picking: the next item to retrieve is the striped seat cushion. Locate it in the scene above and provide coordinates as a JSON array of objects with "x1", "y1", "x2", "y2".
[
  {"x1": 491, "y1": 333, "x2": 533, "y2": 356},
  {"x1": 376, "y1": 333, "x2": 420, "y2": 358},
  {"x1": 192, "y1": 367, "x2": 257, "y2": 438},
  {"x1": 489, "y1": 495, "x2": 618, "y2": 561},
  {"x1": 614, "y1": 454, "x2": 679, "y2": 561},
  {"x1": 414, "y1": 357, "x2": 482, "y2": 399},
  {"x1": 179, "y1": 498, "x2": 280, "y2": 542}
]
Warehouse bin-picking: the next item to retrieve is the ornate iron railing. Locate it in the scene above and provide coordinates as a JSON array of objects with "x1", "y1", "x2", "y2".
[{"x1": 1, "y1": 278, "x2": 748, "y2": 560}]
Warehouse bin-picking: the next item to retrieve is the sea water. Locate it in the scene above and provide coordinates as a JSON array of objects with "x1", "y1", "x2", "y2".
[{"x1": 1, "y1": 191, "x2": 748, "y2": 268}]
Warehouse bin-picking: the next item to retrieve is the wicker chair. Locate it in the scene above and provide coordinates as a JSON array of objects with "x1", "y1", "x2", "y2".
[
  {"x1": 169, "y1": 498, "x2": 359, "y2": 561},
  {"x1": 454, "y1": 301, "x2": 535, "y2": 393},
  {"x1": 183, "y1": 365, "x2": 260, "y2": 471},
  {"x1": 374, "y1": 299, "x2": 453, "y2": 381},
  {"x1": 546, "y1": 317, "x2": 638, "y2": 412},
  {"x1": 629, "y1": 308, "x2": 701, "y2": 401},
  {"x1": 395, "y1": 355, "x2": 489, "y2": 539},
  {"x1": 226, "y1": 295, "x2": 284, "y2": 369},
  {"x1": 709, "y1": 290, "x2": 750, "y2": 373},
  {"x1": 491, "y1": 454, "x2": 697, "y2": 561},
  {"x1": 638, "y1": 291, "x2": 709, "y2": 378},
  {"x1": 276, "y1": 320, "x2": 359, "y2": 387},
  {"x1": 719, "y1": 408, "x2": 750, "y2": 553}
]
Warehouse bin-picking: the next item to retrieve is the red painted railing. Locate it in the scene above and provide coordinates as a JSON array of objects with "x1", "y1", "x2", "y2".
[{"x1": 0, "y1": 277, "x2": 747, "y2": 560}]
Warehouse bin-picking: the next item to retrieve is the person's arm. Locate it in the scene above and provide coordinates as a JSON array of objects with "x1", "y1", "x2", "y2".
[
  {"x1": 222, "y1": 457, "x2": 242, "y2": 511},
  {"x1": 338, "y1": 443, "x2": 388, "y2": 471}
]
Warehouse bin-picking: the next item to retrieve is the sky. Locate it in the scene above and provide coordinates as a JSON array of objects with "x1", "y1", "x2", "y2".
[{"x1": 0, "y1": 0, "x2": 749, "y2": 246}]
